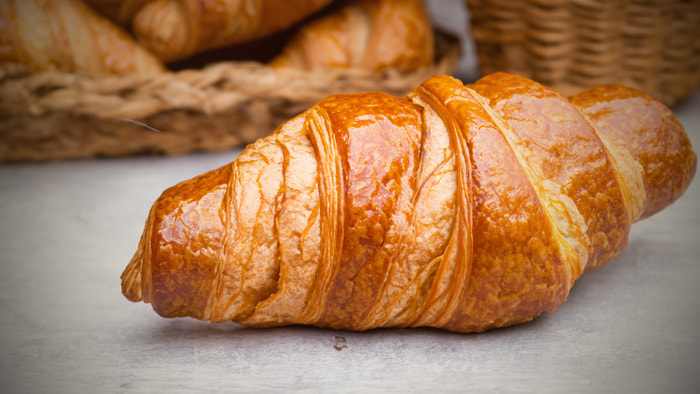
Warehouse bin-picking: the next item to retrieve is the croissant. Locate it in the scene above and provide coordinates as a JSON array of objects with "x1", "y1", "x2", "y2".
[
  {"x1": 82, "y1": 0, "x2": 153, "y2": 26},
  {"x1": 121, "y1": 73, "x2": 696, "y2": 333},
  {"x1": 269, "y1": 0, "x2": 434, "y2": 73},
  {"x1": 0, "y1": 0, "x2": 165, "y2": 74},
  {"x1": 132, "y1": 0, "x2": 333, "y2": 63}
]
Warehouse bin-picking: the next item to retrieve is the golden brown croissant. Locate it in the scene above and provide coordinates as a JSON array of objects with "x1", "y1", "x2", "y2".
[
  {"x1": 0, "y1": 0, "x2": 165, "y2": 74},
  {"x1": 132, "y1": 0, "x2": 333, "y2": 63},
  {"x1": 269, "y1": 0, "x2": 434, "y2": 73},
  {"x1": 121, "y1": 73, "x2": 696, "y2": 333}
]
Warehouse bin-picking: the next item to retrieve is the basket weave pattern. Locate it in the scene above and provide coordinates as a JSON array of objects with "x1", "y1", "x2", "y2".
[
  {"x1": 467, "y1": 0, "x2": 700, "y2": 105},
  {"x1": 0, "y1": 33, "x2": 459, "y2": 162}
]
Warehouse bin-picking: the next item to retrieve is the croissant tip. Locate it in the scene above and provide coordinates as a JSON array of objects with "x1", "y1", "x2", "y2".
[{"x1": 121, "y1": 248, "x2": 144, "y2": 303}]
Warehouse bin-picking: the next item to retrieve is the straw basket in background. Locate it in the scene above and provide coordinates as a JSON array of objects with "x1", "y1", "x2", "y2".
[
  {"x1": 0, "y1": 32, "x2": 459, "y2": 163},
  {"x1": 466, "y1": 0, "x2": 700, "y2": 106}
]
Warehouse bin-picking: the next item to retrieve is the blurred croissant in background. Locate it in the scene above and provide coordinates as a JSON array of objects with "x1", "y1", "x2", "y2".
[
  {"x1": 0, "y1": 0, "x2": 440, "y2": 75},
  {"x1": 132, "y1": 0, "x2": 334, "y2": 63},
  {"x1": 0, "y1": 0, "x2": 165, "y2": 74},
  {"x1": 269, "y1": 0, "x2": 434, "y2": 73},
  {"x1": 82, "y1": 0, "x2": 153, "y2": 26}
]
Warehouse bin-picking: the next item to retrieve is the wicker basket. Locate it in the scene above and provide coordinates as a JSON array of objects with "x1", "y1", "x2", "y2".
[
  {"x1": 466, "y1": 0, "x2": 700, "y2": 105},
  {"x1": 0, "y1": 31, "x2": 459, "y2": 163}
]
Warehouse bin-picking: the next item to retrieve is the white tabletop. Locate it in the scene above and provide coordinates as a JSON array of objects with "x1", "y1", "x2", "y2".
[{"x1": 2, "y1": 3, "x2": 700, "y2": 394}]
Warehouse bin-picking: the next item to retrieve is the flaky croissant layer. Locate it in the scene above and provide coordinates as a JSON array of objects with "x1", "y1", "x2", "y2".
[{"x1": 122, "y1": 73, "x2": 696, "y2": 333}]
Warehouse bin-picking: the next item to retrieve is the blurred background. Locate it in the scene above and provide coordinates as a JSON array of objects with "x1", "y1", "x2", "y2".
[{"x1": 2, "y1": 0, "x2": 696, "y2": 162}]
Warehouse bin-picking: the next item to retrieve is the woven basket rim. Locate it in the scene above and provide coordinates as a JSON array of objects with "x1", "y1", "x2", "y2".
[{"x1": 0, "y1": 30, "x2": 461, "y2": 121}]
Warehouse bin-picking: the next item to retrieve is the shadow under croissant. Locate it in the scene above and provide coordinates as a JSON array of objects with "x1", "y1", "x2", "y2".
[{"x1": 131, "y1": 309, "x2": 555, "y2": 349}]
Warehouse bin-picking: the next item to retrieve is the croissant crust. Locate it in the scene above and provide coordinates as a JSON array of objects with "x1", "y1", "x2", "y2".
[{"x1": 122, "y1": 73, "x2": 696, "y2": 333}]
